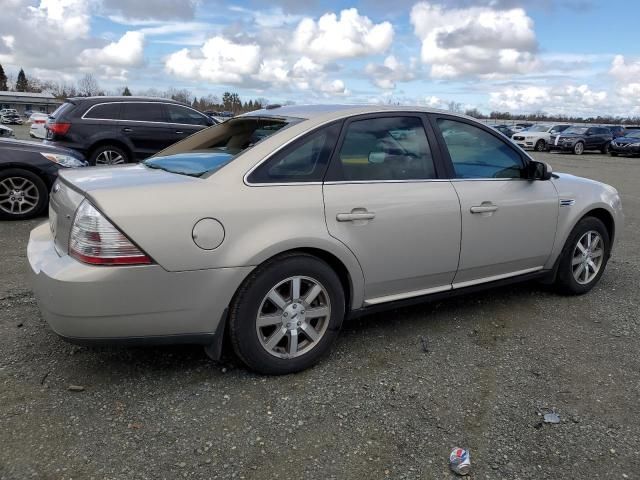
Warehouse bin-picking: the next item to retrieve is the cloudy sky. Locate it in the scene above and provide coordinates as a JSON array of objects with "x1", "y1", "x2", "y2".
[{"x1": 0, "y1": 0, "x2": 639, "y2": 116}]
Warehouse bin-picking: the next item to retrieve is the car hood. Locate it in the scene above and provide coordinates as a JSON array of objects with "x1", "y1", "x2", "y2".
[
  {"x1": 613, "y1": 136, "x2": 640, "y2": 143},
  {"x1": 556, "y1": 133, "x2": 582, "y2": 139},
  {"x1": 0, "y1": 138, "x2": 84, "y2": 158}
]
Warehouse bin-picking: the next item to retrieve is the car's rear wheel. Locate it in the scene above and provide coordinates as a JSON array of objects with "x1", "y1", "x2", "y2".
[
  {"x1": 0, "y1": 168, "x2": 48, "y2": 220},
  {"x1": 90, "y1": 145, "x2": 129, "y2": 166},
  {"x1": 609, "y1": 151, "x2": 618, "y2": 157},
  {"x1": 228, "y1": 253, "x2": 345, "y2": 375},
  {"x1": 534, "y1": 139, "x2": 546, "y2": 152},
  {"x1": 554, "y1": 217, "x2": 610, "y2": 295},
  {"x1": 601, "y1": 142, "x2": 610, "y2": 154},
  {"x1": 573, "y1": 142, "x2": 584, "y2": 155}
]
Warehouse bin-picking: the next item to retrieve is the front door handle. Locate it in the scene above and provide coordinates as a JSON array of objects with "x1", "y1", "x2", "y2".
[
  {"x1": 175, "y1": 130, "x2": 184, "y2": 134},
  {"x1": 336, "y1": 209, "x2": 376, "y2": 222},
  {"x1": 470, "y1": 203, "x2": 498, "y2": 214},
  {"x1": 122, "y1": 127, "x2": 132, "y2": 133}
]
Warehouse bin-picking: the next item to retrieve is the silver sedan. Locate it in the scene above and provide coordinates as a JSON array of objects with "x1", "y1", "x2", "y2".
[{"x1": 28, "y1": 105, "x2": 623, "y2": 374}]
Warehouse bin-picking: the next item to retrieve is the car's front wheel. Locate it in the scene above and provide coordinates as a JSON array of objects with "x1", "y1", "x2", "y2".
[
  {"x1": 0, "y1": 168, "x2": 48, "y2": 220},
  {"x1": 90, "y1": 145, "x2": 129, "y2": 166},
  {"x1": 573, "y1": 142, "x2": 585, "y2": 155},
  {"x1": 228, "y1": 253, "x2": 345, "y2": 375},
  {"x1": 534, "y1": 139, "x2": 546, "y2": 152},
  {"x1": 554, "y1": 217, "x2": 610, "y2": 295}
]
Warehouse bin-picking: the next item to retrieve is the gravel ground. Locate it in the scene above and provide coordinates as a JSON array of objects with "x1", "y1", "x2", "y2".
[{"x1": 1, "y1": 150, "x2": 639, "y2": 479}]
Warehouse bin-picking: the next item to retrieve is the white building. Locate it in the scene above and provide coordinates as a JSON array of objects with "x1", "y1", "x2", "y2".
[{"x1": 0, "y1": 91, "x2": 61, "y2": 115}]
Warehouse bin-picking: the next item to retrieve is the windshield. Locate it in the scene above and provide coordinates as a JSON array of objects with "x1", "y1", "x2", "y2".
[
  {"x1": 527, "y1": 125, "x2": 550, "y2": 132},
  {"x1": 626, "y1": 131, "x2": 640, "y2": 138},
  {"x1": 564, "y1": 127, "x2": 587, "y2": 134},
  {"x1": 144, "y1": 116, "x2": 292, "y2": 177}
]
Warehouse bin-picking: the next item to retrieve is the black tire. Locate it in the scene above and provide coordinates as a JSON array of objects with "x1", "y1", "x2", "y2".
[
  {"x1": 573, "y1": 141, "x2": 585, "y2": 155},
  {"x1": 609, "y1": 152, "x2": 618, "y2": 157},
  {"x1": 534, "y1": 139, "x2": 546, "y2": 152},
  {"x1": 0, "y1": 168, "x2": 48, "y2": 220},
  {"x1": 601, "y1": 142, "x2": 610, "y2": 154},
  {"x1": 89, "y1": 144, "x2": 129, "y2": 166},
  {"x1": 228, "y1": 252, "x2": 345, "y2": 375},
  {"x1": 554, "y1": 217, "x2": 610, "y2": 295}
]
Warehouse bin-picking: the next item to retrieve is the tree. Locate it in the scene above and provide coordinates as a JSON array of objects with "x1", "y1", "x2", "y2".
[
  {"x1": 15, "y1": 68, "x2": 28, "y2": 92},
  {"x1": 464, "y1": 108, "x2": 483, "y2": 119},
  {"x1": 447, "y1": 100, "x2": 462, "y2": 113},
  {"x1": 77, "y1": 73, "x2": 101, "y2": 96},
  {"x1": 122, "y1": 86, "x2": 132, "y2": 96},
  {"x1": 0, "y1": 64, "x2": 7, "y2": 91}
]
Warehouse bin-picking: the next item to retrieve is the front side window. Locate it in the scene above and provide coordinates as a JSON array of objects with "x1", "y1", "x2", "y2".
[
  {"x1": 166, "y1": 105, "x2": 209, "y2": 126},
  {"x1": 437, "y1": 118, "x2": 524, "y2": 179},
  {"x1": 85, "y1": 103, "x2": 121, "y2": 120},
  {"x1": 248, "y1": 123, "x2": 340, "y2": 183},
  {"x1": 121, "y1": 103, "x2": 165, "y2": 122},
  {"x1": 336, "y1": 116, "x2": 436, "y2": 181}
]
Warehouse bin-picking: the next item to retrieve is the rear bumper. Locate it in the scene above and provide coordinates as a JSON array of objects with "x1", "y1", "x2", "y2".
[{"x1": 28, "y1": 222, "x2": 252, "y2": 342}]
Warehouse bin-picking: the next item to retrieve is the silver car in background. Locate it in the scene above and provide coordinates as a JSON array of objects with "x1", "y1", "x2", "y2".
[{"x1": 28, "y1": 105, "x2": 623, "y2": 374}]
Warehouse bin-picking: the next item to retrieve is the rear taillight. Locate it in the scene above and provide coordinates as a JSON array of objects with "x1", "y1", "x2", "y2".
[
  {"x1": 34, "y1": 119, "x2": 45, "y2": 124},
  {"x1": 47, "y1": 122, "x2": 71, "y2": 135},
  {"x1": 70, "y1": 201, "x2": 151, "y2": 266}
]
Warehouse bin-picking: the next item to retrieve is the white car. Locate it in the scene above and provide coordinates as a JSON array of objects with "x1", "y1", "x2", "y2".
[
  {"x1": 28, "y1": 112, "x2": 48, "y2": 139},
  {"x1": 512, "y1": 124, "x2": 571, "y2": 151},
  {"x1": 0, "y1": 124, "x2": 14, "y2": 137}
]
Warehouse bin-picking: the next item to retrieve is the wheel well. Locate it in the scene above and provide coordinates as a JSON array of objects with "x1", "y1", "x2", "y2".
[
  {"x1": 252, "y1": 247, "x2": 354, "y2": 313},
  {"x1": 583, "y1": 208, "x2": 615, "y2": 243},
  {"x1": 89, "y1": 139, "x2": 132, "y2": 160}
]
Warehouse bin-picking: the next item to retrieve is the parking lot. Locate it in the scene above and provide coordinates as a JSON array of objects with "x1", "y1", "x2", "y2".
[{"x1": 0, "y1": 150, "x2": 638, "y2": 479}]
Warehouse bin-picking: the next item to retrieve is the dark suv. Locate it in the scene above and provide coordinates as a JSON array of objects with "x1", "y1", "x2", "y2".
[
  {"x1": 45, "y1": 97, "x2": 214, "y2": 165},
  {"x1": 548, "y1": 126, "x2": 612, "y2": 155}
]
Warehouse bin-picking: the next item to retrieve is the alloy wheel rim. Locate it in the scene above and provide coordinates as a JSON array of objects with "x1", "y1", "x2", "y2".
[
  {"x1": 572, "y1": 230, "x2": 604, "y2": 285},
  {"x1": 96, "y1": 150, "x2": 125, "y2": 165},
  {"x1": 575, "y1": 143, "x2": 584, "y2": 154},
  {"x1": 256, "y1": 276, "x2": 331, "y2": 359},
  {"x1": 0, "y1": 176, "x2": 39, "y2": 215}
]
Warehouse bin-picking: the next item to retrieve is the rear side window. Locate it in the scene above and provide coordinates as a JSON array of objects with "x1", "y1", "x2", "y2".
[
  {"x1": 248, "y1": 123, "x2": 341, "y2": 183},
  {"x1": 121, "y1": 103, "x2": 165, "y2": 122},
  {"x1": 437, "y1": 118, "x2": 524, "y2": 179},
  {"x1": 50, "y1": 102, "x2": 73, "y2": 119},
  {"x1": 84, "y1": 103, "x2": 121, "y2": 120},
  {"x1": 166, "y1": 105, "x2": 209, "y2": 126},
  {"x1": 335, "y1": 116, "x2": 436, "y2": 181}
]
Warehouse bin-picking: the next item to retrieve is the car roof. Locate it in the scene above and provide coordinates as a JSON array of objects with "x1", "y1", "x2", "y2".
[
  {"x1": 67, "y1": 96, "x2": 186, "y2": 105},
  {"x1": 241, "y1": 104, "x2": 469, "y2": 121}
]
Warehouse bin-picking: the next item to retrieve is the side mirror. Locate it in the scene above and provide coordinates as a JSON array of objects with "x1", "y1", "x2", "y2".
[
  {"x1": 528, "y1": 160, "x2": 552, "y2": 180},
  {"x1": 368, "y1": 152, "x2": 386, "y2": 164}
]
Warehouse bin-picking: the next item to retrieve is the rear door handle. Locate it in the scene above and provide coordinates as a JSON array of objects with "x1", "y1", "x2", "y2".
[
  {"x1": 470, "y1": 203, "x2": 498, "y2": 214},
  {"x1": 122, "y1": 127, "x2": 132, "y2": 133},
  {"x1": 175, "y1": 131, "x2": 184, "y2": 134},
  {"x1": 336, "y1": 210, "x2": 376, "y2": 222}
]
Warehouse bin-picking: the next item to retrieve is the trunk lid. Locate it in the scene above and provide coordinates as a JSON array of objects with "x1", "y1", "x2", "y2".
[{"x1": 51, "y1": 164, "x2": 200, "y2": 254}]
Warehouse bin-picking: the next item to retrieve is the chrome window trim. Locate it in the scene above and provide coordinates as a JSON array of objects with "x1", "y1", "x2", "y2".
[{"x1": 81, "y1": 101, "x2": 210, "y2": 127}]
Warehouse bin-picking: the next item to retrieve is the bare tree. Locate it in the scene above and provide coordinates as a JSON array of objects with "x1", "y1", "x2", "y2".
[
  {"x1": 447, "y1": 101, "x2": 463, "y2": 113},
  {"x1": 77, "y1": 73, "x2": 101, "y2": 97}
]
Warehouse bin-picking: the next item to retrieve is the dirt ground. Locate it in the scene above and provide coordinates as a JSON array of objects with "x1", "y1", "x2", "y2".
[{"x1": 0, "y1": 149, "x2": 638, "y2": 479}]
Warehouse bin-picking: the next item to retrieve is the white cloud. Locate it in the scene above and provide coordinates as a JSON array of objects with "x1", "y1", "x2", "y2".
[
  {"x1": 80, "y1": 31, "x2": 145, "y2": 67},
  {"x1": 489, "y1": 84, "x2": 608, "y2": 115},
  {"x1": 365, "y1": 55, "x2": 417, "y2": 89},
  {"x1": 410, "y1": 2, "x2": 538, "y2": 79},
  {"x1": 29, "y1": 0, "x2": 90, "y2": 39},
  {"x1": 610, "y1": 55, "x2": 640, "y2": 83},
  {"x1": 292, "y1": 8, "x2": 393, "y2": 62},
  {"x1": 166, "y1": 36, "x2": 261, "y2": 83}
]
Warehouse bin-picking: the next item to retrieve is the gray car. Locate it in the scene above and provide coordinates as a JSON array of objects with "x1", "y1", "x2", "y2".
[{"x1": 28, "y1": 105, "x2": 623, "y2": 374}]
